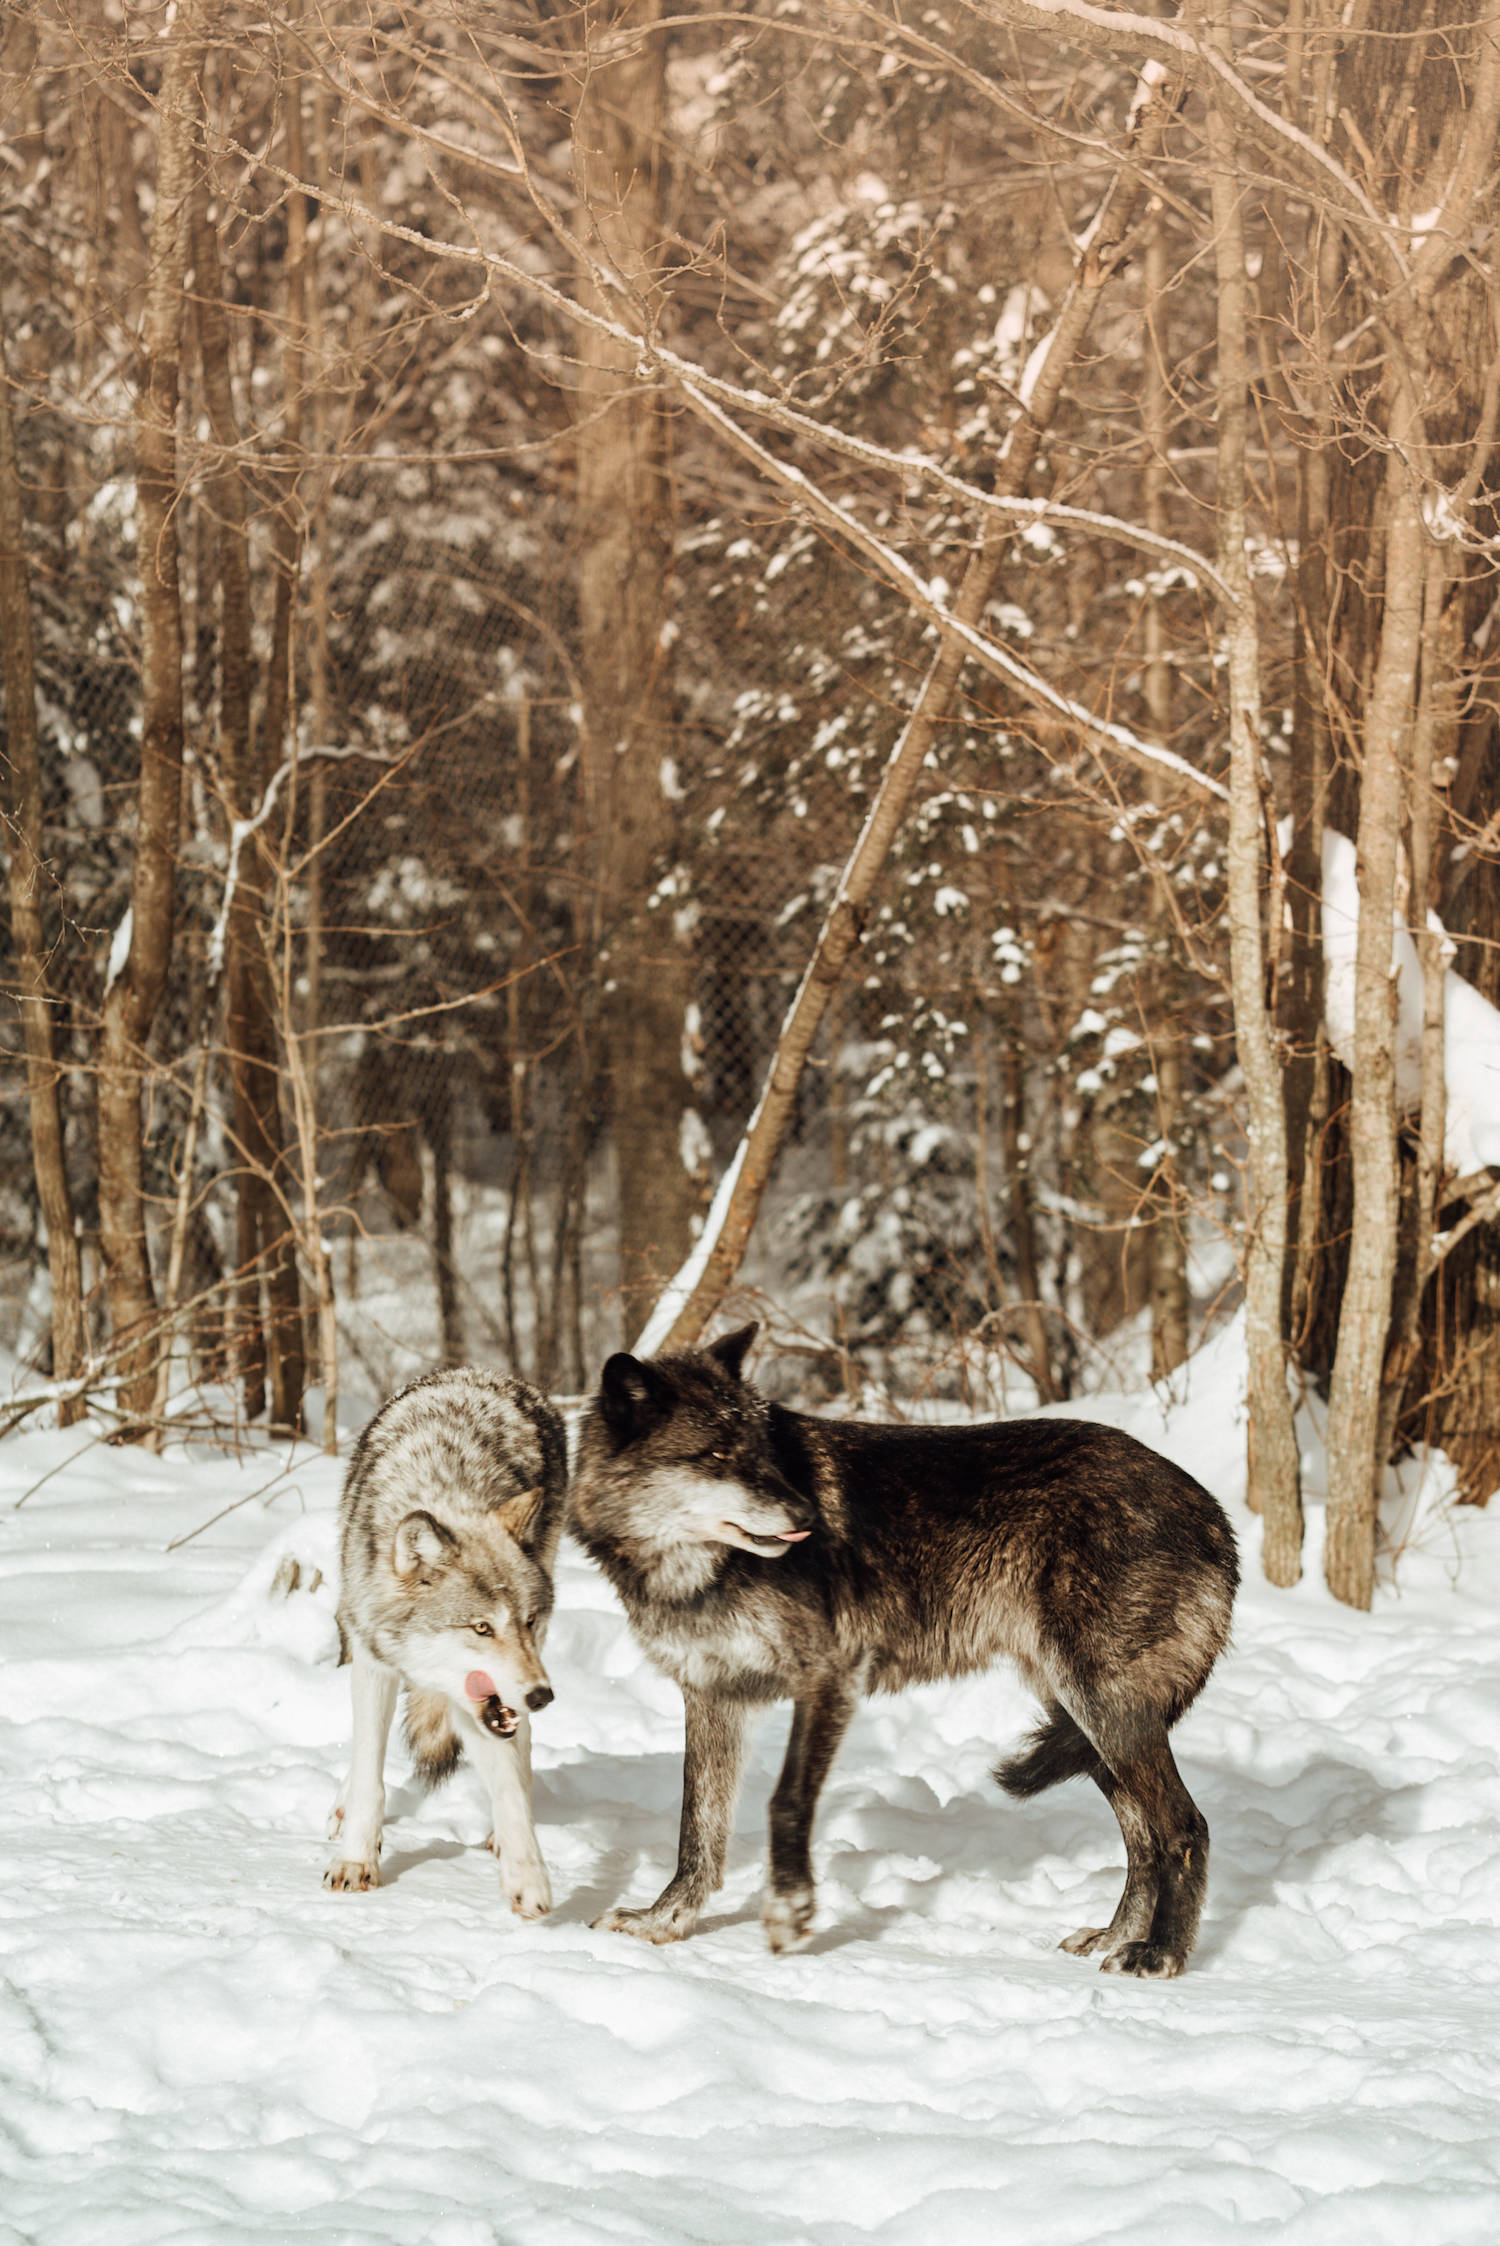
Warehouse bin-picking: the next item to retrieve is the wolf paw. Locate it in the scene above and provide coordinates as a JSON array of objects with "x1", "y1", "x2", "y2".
[
  {"x1": 763, "y1": 1888, "x2": 815, "y2": 1954},
  {"x1": 323, "y1": 1855, "x2": 380, "y2": 1892},
  {"x1": 594, "y1": 1901, "x2": 697, "y2": 1945},
  {"x1": 1100, "y1": 1939, "x2": 1186, "y2": 1979},
  {"x1": 1060, "y1": 1925, "x2": 1118, "y2": 1958},
  {"x1": 504, "y1": 1863, "x2": 553, "y2": 1920}
]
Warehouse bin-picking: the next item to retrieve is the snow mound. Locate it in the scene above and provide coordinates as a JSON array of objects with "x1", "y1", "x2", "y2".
[{"x1": 1319, "y1": 826, "x2": 1500, "y2": 1177}]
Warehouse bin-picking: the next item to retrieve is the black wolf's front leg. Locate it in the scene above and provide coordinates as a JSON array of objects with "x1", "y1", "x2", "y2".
[
  {"x1": 764, "y1": 1672, "x2": 858, "y2": 1952},
  {"x1": 595, "y1": 1688, "x2": 748, "y2": 1945}
]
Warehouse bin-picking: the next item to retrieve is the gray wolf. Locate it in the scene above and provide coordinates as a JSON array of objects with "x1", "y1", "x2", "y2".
[
  {"x1": 569, "y1": 1324, "x2": 1238, "y2": 1977},
  {"x1": 325, "y1": 1366, "x2": 567, "y2": 1917}
]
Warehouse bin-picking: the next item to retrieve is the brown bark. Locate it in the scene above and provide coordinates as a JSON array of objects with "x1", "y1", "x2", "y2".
[
  {"x1": 642, "y1": 73, "x2": 1180, "y2": 1353},
  {"x1": 192, "y1": 185, "x2": 271, "y2": 1418},
  {"x1": 0, "y1": 303, "x2": 86, "y2": 1419},
  {"x1": 1283, "y1": 221, "x2": 1337, "y2": 1355},
  {"x1": 1202, "y1": 5, "x2": 1304, "y2": 1582},
  {"x1": 571, "y1": 0, "x2": 701, "y2": 1337},
  {"x1": 96, "y1": 10, "x2": 201, "y2": 1420}
]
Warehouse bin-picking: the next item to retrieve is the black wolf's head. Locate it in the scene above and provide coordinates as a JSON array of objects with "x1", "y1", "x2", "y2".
[{"x1": 577, "y1": 1324, "x2": 816, "y2": 1562}]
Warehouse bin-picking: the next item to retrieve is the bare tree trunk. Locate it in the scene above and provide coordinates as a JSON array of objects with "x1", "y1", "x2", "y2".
[
  {"x1": 571, "y1": 0, "x2": 701, "y2": 1338},
  {"x1": 256, "y1": 81, "x2": 311, "y2": 1431},
  {"x1": 1201, "y1": 7, "x2": 1304, "y2": 1581},
  {"x1": 1322, "y1": 397, "x2": 1425, "y2": 1607},
  {"x1": 192, "y1": 183, "x2": 273, "y2": 1420},
  {"x1": 639, "y1": 73, "x2": 1179, "y2": 1353},
  {"x1": 999, "y1": 1023, "x2": 1058, "y2": 1402},
  {"x1": 96, "y1": 10, "x2": 200, "y2": 1420},
  {"x1": 1141, "y1": 205, "x2": 1190, "y2": 1380},
  {"x1": 1374, "y1": 541, "x2": 1451, "y2": 1472},
  {"x1": 0, "y1": 302, "x2": 86, "y2": 1418},
  {"x1": 1283, "y1": 216, "x2": 1338, "y2": 1352}
]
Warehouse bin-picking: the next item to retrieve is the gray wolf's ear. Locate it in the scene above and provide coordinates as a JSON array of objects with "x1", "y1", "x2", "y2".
[
  {"x1": 600, "y1": 1351, "x2": 670, "y2": 1439},
  {"x1": 393, "y1": 1509, "x2": 459, "y2": 1582},
  {"x1": 707, "y1": 1323, "x2": 758, "y2": 1382},
  {"x1": 495, "y1": 1483, "x2": 545, "y2": 1545}
]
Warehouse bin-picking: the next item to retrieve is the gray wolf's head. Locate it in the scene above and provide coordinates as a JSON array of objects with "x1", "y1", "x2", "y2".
[
  {"x1": 581, "y1": 1324, "x2": 815, "y2": 1560},
  {"x1": 386, "y1": 1488, "x2": 554, "y2": 1720}
]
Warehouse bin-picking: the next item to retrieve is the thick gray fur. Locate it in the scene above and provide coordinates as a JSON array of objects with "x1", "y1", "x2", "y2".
[
  {"x1": 570, "y1": 1324, "x2": 1239, "y2": 1977},
  {"x1": 325, "y1": 1366, "x2": 567, "y2": 1917}
]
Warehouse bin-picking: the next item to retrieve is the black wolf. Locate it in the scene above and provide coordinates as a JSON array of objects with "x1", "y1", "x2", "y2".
[{"x1": 569, "y1": 1325, "x2": 1238, "y2": 1977}]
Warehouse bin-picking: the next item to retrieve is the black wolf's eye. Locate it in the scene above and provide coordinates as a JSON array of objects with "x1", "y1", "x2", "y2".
[{"x1": 470, "y1": 1619, "x2": 494, "y2": 1638}]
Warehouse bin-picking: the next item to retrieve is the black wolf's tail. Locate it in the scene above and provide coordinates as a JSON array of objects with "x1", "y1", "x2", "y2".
[
  {"x1": 993, "y1": 1705, "x2": 1104, "y2": 1798},
  {"x1": 405, "y1": 1689, "x2": 463, "y2": 1790}
]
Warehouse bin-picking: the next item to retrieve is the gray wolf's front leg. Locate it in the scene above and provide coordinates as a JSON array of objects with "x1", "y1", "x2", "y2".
[
  {"x1": 324, "y1": 1643, "x2": 397, "y2": 1890},
  {"x1": 596, "y1": 1688, "x2": 748, "y2": 1944},
  {"x1": 472, "y1": 1709, "x2": 552, "y2": 1919},
  {"x1": 764, "y1": 1672, "x2": 857, "y2": 1952}
]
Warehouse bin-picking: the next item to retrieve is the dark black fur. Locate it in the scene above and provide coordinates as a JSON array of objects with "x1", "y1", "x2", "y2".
[{"x1": 570, "y1": 1324, "x2": 1239, "y2": 1976}]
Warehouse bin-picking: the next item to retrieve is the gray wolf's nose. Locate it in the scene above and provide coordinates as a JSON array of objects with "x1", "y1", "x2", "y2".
[{"x1": 525, "y1": 1683, "x2": 554, "y2": 1713}]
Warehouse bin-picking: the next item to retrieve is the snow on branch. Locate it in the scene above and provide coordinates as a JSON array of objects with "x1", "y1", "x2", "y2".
[
  {"x1": 681, "y1": 378, "x2": 1228, "y2": 805},
  {"x1": 970, "y1": 0, "x2": 1403, "y2": 283},
  {"x1": 206, "y1": 746, "x2": 401, "y2": 984},
  {"x1": 221, "y1": 131, "x2": 1231, "y2": 606}
]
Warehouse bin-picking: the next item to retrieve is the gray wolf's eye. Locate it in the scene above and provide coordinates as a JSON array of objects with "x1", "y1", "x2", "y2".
[{"x1": 470, "y1": 1619, "x2": 494, "y2": 1637}]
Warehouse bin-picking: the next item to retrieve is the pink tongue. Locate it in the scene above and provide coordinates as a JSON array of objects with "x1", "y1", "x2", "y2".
[
  {"x1": 465, "y1": 1670, "x2": 498, "y2": 1701},
  {"x1": 778, "y1": 1530, "x2": 812, "y2": 1542}
]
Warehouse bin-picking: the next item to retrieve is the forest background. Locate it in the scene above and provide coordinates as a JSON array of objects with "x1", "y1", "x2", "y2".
[{"x1": 2, "y1": 0, "x2": 1500, "y2": 1611}]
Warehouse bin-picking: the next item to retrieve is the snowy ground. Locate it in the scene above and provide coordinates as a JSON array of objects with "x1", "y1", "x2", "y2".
[{"x1": 3, "y1": 1328, "x2": 1500, "y2": 2244}]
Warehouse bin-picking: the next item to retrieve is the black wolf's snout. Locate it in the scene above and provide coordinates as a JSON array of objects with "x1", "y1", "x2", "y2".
[
  {"x1": 763, "y1": 1471, "x2": 815, "y2": 1532},
  {"x1": 525, "y1": 1682, "x2": 554, "y2": 1713}
]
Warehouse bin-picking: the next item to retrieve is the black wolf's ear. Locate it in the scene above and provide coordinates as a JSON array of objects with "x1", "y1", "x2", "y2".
[
  {"x1": 707, "y1": 1323, "x2": 758, "y2": 1382},
  {"x1": 599, "y1": 1352, "x2": 670, "y2": 1440},
  {"x1": 393, "y1": 1509, "x2": 459, "y2": 1582},
  {"x1": 495, "y1": 1483, "x2": 545, "y2": 1546}
]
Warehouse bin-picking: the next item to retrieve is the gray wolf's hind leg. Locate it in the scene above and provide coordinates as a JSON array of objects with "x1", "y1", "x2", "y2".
[
  {"x1": 325, "y1": 1644, "x2": 398, "y2": 1890},
  {"x1": 1094, "y1": 1735, "x2": 1209, "y2": 1979},
  {"x1": 596, "y1": 1689, "x2": 748, "y2": 1945},
  {"x1": 764, "y1": 1674, "x2": 858, "y2": 1953}
]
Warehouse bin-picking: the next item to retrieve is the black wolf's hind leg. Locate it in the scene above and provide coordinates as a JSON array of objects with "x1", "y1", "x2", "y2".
[
  {"x1": 1096, "y1": 1735, "x2": 1209, "y2": 1980},
  {"x1": 764, "y1": 1673, "x2": 858, "y2": 1953},
  {"x1": 1059, "y1": 1766, "x2": 1158, "y2": 1961}
]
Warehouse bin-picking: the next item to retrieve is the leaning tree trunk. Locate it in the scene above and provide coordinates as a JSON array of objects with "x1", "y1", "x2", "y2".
[
  {"x1": 638, "y1": 70, "x2": 1181, "y2": 1353},
  {"x1": 1201, "y1": 1, "x2": 1304, "y2": 1581},
  {"x1": 571, "y1": 0, "x2": 703, "y2": 1338},
  {"x1": 96, "y1": 7, "x2": 201, "y2": 1421},
  {"x1": 0, "y1": 300, "x2": 86, "y2": 1418}
]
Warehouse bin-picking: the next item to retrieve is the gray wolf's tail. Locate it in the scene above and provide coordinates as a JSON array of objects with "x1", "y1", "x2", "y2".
[{"x1": 993, "y1": 1706, "x2": 1103, "y2": 1798}]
